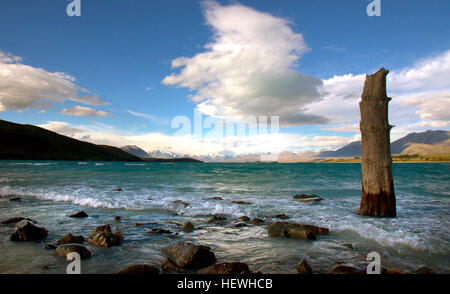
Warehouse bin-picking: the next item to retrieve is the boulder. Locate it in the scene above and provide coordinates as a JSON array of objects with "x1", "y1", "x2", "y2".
[
  {"x1": 147, "y1": 228, "x2": 172, "y2": 234},
  {"x1": 234, "y1": 222, "x2": 246, "y2": 228},
  {"x1": 114, "y1": 216, "x2": 121, "y2": 221},
  {"x1": 55, "y1": 244, "x2": 93, "y2": 260},
  {"x1": 9, "y1": 197, "x2": 21, "y2": 202},
  {"x1": 172, "y1": 200, "x2": 190, "y2": 207},
  {"x1": 10, "y1": 220, "x2": 48, "y2": 241},
  {"x1": 198, "y1": 262, "x2": 250, "y2": 274},
  {"x1": 113, "y1": 188, "x2": 123, "y2": 191},
  {"x1": 273, "y1": 214, "x2": 290, "y2": 220},
  {"x1": 330, "y1": 262, "x2": 386, "y2": 274},
  {"x1": 238, "y1": 216, "x2": 250, "y2": 222},
  {"x1": 232, "y1": 200, "x2": 253, "y2": 205},
  {"x1": 293, "y1": 194, "x2": 323, "y2": 203},
  {"x1": 251, "y1": 218, "x2": 264, "y2": 225},
  {"x1": 117, "y1": 264, "x2": 159, "y2": 274},
  {"x1": 268, "y1": 222, "x2": 329, "y2": 240},
  {"x1": 342, "y1": 243, "x2": 354, "y2": 250},
  {"x1": 68, "y1": 211, "x2": 88, "y2": 218},
  {"x1": 88, "y1": 224, "x2": 123, "y2": 247},
  {"x1": 161, "y1": 241, "x2": 216, "y2": 269},
  {"x1": 385, "y1": 268, "x2": 408, "y2": 274},
  {"x1": 182, "y1": 222, "x2": 194, "y2": 233},
  {"x1": 293, "y1": 194, "x2": 321, "y2": 200},
  {"x1": 161, "y1": 257, "x2": 183, "y2": 273},
  {"x1": 268, "y1": 221, "x2": 328, "y2": 235},
  {"x1": 208, "y1": 215, "x2": 227, "y2": 224},
  {"x1": 296, "y1": 258, "x2": 313, "y2": 274},
  {"x1": 1, "y1": 217, "x2": 35, "y2": 225},
  {"x1": 57, "y1": 233, "x2": 85, "y2": 244},
  {"x1": 414, "y1": 266, "x2": 435, "y2": 274}
]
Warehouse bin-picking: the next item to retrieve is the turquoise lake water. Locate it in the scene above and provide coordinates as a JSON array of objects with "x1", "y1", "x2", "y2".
[{"x1": 0, "y1": 161, "x2": 449, "y2": 273}]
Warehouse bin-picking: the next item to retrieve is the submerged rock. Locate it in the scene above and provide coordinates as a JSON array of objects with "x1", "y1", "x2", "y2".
[
  {"x1": 161, "y1": 241, "x2": 216, "y2": 269},
  {"x1": 342, "y1": 243, "x2": 354, "y2": 250},
  {"x1": 267, "y1": 221, "x2": 329, "y2": 240},
  {"x1": 68, "y1": 211, "x2": 88, "y2": 218},
  {"x1": 207, "y1": 215, "x2": 227, "y2": 224},
  {"x1": 112, "y1": 188, "x2": 123, "y2": 191},
  {"x1": 147, "y1": 228, "x2": 172, "y2": 234},
  {"x1": 207, "y1": 196, "x2": 224, "y2": 201},
  {"x1": 1, "y1": 217, "x2": 35, "y2": 225},
  {"x1": 117, "y1": 264, "x2": 159, "y2": 274},
  {"x1": 172, "y1": 200, "x2": 190, "y2": 207},
  {"x1": 198, "y1": 262, "x2": 250, "y2": 274},
  {"x1": 238, "y1": 216, "x2": 250, "y2": 222},
  {"x1": 182, "y1": 222, "x2": 194, "y2": 233},
  {"x1": 161, "y1": 257, "x2": 184, "y2": 273},
  {"x1": 250, "y1": 218, "x2": 264, "y2": 225},
  {"x1": 44, "y1": 243, "x2": 58, "y2": 249},
  {"x1": 88, "y1": 224, "x2": 123, "y2": 247},
  {"x1": 9, "y1": 197, "x2": 21, "y2": 202},
  {"x1": 330, "y1": 262, "x2": 385, "y2": 274},
  {"x1": 273, "y1": 214, "x2": 290, "y2": 220},
  {"x1": 232, "y1": 200, "x2": 253, "y2": 205},
  {"x1": 57, "y1": 233, "x2": 85, "y2": 244},
  {"x1": 55, "y1": 244, "x2": 93, "y2": 260},
  {"x1": 234, "y1": 222, "x2": 247, "y2": 228},
  {"x1": 114, "y1": 216, "x2": 121, "y2": 221},
  {"x1": 10, "y1": 220, "x2": 48, "y2": 242},
  {"x1": 293, "y1": 194, "x2": 323, "y2": 203},
  {"x1": 296, "y1": 258, "x2": 313, "y2": 274}
]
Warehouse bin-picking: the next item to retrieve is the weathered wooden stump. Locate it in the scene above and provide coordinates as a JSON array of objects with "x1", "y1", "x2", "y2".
[{"x1": 359, "y1": 68, "x2": 396, "y2": 217}]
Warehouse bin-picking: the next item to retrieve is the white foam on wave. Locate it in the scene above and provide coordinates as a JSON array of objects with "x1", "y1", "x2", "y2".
[{"x1": 8, "y1": 162, "x2": 56, "y2": 166}]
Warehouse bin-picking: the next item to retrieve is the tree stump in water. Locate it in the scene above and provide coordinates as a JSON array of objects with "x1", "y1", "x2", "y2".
[{"x1": 359, "y1": 68, "x2": 396, "y2": 217}]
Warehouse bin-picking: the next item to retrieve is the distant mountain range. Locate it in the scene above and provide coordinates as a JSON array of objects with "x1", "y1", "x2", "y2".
[
  {"x1": 0, "y1": 119, "x2": 141, "y2": 161},
  {"x1": 318, "y1": 130, "x2": 450, "y2": 157},
  {"x1": 119, "y1": 130, "x2": 450, "y2": 162}
]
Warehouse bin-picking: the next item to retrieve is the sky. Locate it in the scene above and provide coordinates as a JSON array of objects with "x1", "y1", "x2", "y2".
[{"x1": 0, "y1": 0, "x2": 449, "y2": 157}]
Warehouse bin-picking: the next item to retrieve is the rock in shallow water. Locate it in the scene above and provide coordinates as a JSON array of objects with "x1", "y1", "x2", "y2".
[
  {"x1": 147, "y1": 228, "x2": 172, "y2": 234},
  {"x1": 268, "y1": 222, "x2": 329, "y2": 240},
  {"x1": 207, "y1": 215, "x2": 227, "y2": 224},
  {"x1": 161, "y1": 257, "x2": 184, "y2": 273},
  {"x1": 10, "y1": 220, "x2": 48, "y2": 242},
  {"x1": 117, "y1": 264, "x2": 159, "y2": 274},
  {"x1": 296, "y1": 258, "x2": 313, "y2": 274},
  {"x1": 238, "y1": 216, "x2": 250, "y2": 222},
  {"x1": 57, "y1": 233, "x2": 85, "y2": 244},
  {"x1": 68, "y1": 211, "x2": 88, "y2": 218},
  {"x1": 250, "y1": 218, "x2": 264, "y2": 225},
  {"x1": 198, "y1": 262, "x2": 250, "y2": 274},
  {"x1": 161, "y1": 241, "x2": 216, "y2": 269},
  {"x1": 1, "y1": 217, "x2": 36, "y2": 225},
  {"x1": 182, "y1": 222, "x2": 194, "y2": 232},
  {"x1": 55, "y1": 244, "x2": 93, "y2": 260},
  {"x1": 273, "y1": 214, "x2": 290, "y2": 220},
  {"x1": 88, "y1": 224, "x2": 123, "y2": 247}
]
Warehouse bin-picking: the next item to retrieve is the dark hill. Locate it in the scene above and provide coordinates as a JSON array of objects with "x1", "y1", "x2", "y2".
[{"x1": 0, "y1": 119, "x2": 141, "y2": 161}]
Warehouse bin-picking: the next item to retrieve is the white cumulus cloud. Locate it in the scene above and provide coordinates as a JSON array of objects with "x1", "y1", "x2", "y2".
[
  {"x1": 61, "y1": 106, "x2": 110, "y2": 117},
  {"x1": 162, "y1": 1, "x2": 326, "y2": 126},
  {"x1": 0, "y1": 50, "x2": 108, "y2": 112}
]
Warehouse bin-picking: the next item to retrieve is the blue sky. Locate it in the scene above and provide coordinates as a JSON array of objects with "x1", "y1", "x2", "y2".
[{"x1": 0, "y1": 0, "x2": 449, "y2": 156}]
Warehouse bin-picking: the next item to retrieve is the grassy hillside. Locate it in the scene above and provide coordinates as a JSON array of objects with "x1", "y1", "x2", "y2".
[{"x1": 0, "y1": 119, "x2": 141, "y2": 161}]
